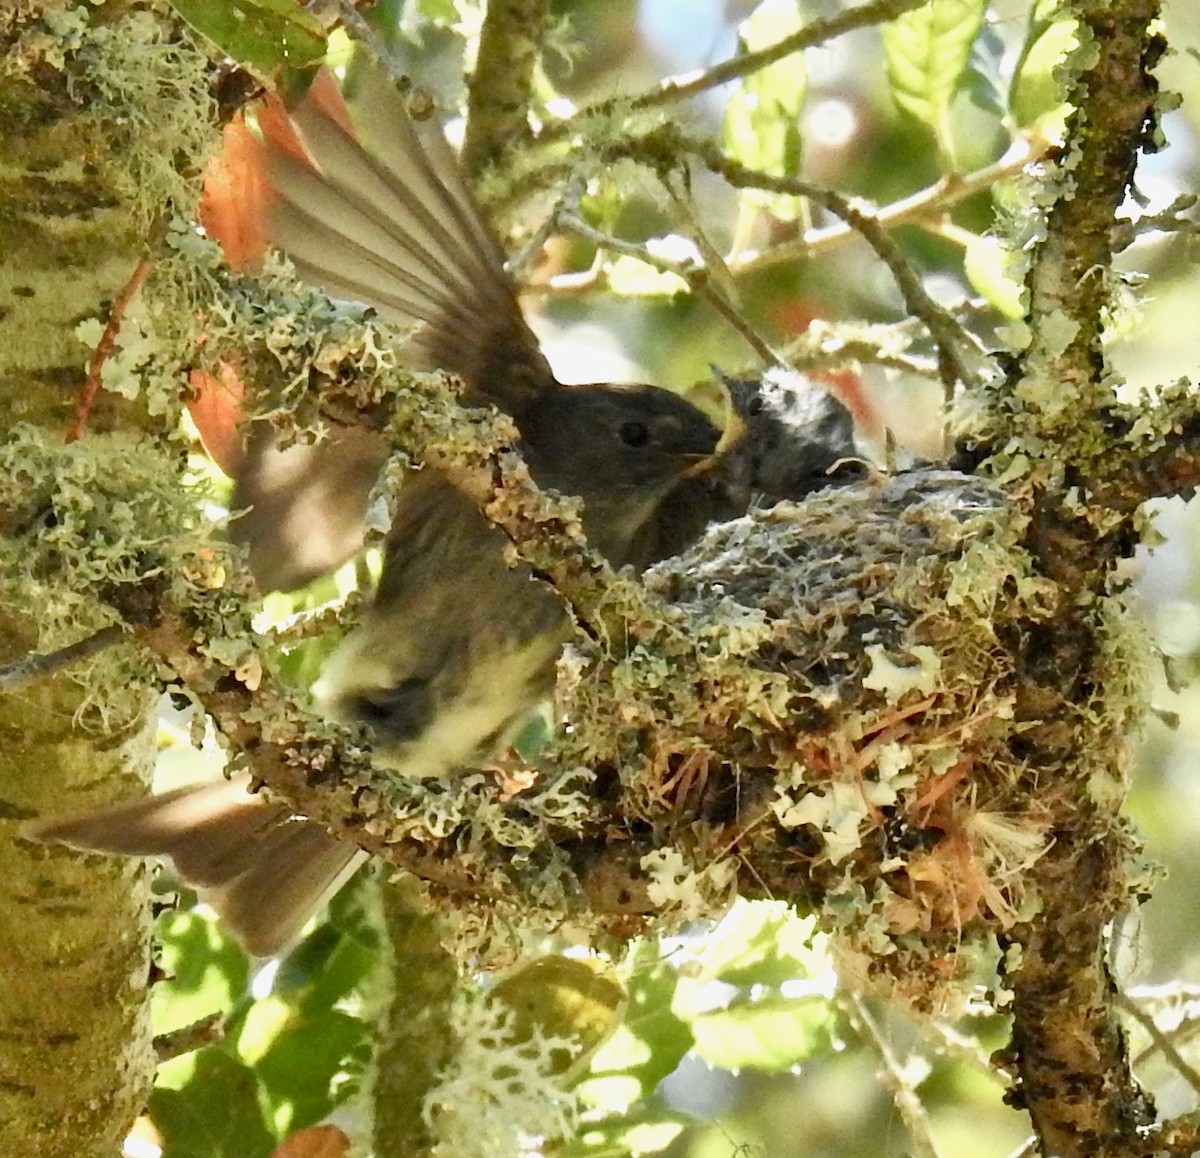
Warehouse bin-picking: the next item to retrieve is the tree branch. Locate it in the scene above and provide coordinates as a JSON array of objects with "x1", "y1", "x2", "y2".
[
  {"x1": 462, "y1": 0, "x2": 549, "y2": 178},
  {"x1": 989, "y1": 1, "x2": 1167, "y2": 1154},
  {"x1": 0, "y1": 624, "x2": 125, "y2": 691},
  {"x1": 533, "y1": 0, "x2": 932, "y2": 142}
]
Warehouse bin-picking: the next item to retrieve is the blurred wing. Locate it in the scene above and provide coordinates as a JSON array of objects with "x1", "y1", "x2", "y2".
[
  {"x1": 231, "y1": 423, "x2": 387, "y2": 593},
  {"x1": 26, "y1": 776, "x2": 365, "y2": 958},
  {"x1": 206, "y1": 61, "x2": 558, "y2": 590},
  {"x1": 256, "y1": 62, "x2": 554, "y2": 410}
]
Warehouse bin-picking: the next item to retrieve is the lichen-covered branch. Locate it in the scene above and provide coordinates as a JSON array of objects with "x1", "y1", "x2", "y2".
[
  {"x1": 984, "y1": 0, "x2": 1168, "y2": 1154},
  {"x1": 1009, "y1": 1, "x2": 1165, "y2": 446},
  {"x1": 532, "y1": 0, "x2": 931, "y2": 142},
  {"x1": 462, "y1": 0, "x2": 549, "y2": 178}
]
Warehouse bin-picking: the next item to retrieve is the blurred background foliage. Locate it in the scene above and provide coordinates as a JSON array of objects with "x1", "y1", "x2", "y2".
[{"x1": 134, "y1": 0, "x2": 1200, "y2": 1155}]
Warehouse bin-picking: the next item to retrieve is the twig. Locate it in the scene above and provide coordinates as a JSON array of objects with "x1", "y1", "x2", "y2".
[
  {"x1": 921, "y1": 1016, "x2": 1013, "y2": 1084},
  {"x1": 543, "y1": 129, "x2": 1003, "y2": 391},
  {"x1": 508, "y1": 173, "x2": 586, "y2": 281},
  {"x1": 730, "y1": 135, "x2": 1040, "y2": 273},
  {"x1": 0, "y1": 624, "x2": 126, "y2": 691},
  {"x1": 1123, "y1": 1121, "x2": 1200, "y2": 1157},
  {"x1": 533, "y1": 0, "x2": 932, "y2": 143},
  {"x1": 66, "y1": 254, "x2": 155, "y2": 443},
  {"x1": 844, "y1": 990, "x2": 942, "y2": 1158},
  {"x1": 558, "y1": 212, "x2": 779, "y2": 366},
  {"x1": 334, "y1": 0, "x2": 398, "y2": 69},
  {"x1": 780, "y1": 335, "x2": 941, "y2": 381},
  {"x1": 532, "y1": 135, "x2": 1036, "y2": 327},
  {"x1": 691, "y1": 146, "x2": 986, "y2": 394},
  {"x1": 1001, "y1": 1139, "x2": 1038, "y2": 1158},
  {"x1": 1116, "y1": 989, "x2": 1200, "y2": 1100},
  {"x1": 153, "y1": 1012, "x2": 226, "y2": 1062},
  {"x1": 265, "y1": 590, "x2": 367, "y2": 646}
]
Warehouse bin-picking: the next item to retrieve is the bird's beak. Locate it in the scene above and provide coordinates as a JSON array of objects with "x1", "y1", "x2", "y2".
[{"x1": 680, "y1": 382, "x2": 747, "y2": 480}]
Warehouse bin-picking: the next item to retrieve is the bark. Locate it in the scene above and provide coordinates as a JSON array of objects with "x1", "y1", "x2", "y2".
[
  {"x1": 371, "y1": 876, "x2": 456, "y2": 1158},
  {"x1": 0, "y1": 4, "x2": 208, "y2": 1153}
]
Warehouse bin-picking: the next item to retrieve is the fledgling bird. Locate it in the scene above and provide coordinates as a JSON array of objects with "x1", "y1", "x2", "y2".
[{"x1": 721, "y1": 367, "x2": 866, "y2": 503}]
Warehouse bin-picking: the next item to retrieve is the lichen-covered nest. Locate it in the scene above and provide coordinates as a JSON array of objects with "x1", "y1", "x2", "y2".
[{"x1": 556, "y1": 469, "x2": 1072, "y2": 1002}]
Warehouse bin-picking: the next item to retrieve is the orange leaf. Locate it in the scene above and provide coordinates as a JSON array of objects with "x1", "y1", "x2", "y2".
[
  {"x1": 199, "y1": 114, "x2": 272, "y2": 271},
  {"x1": 187, "y1": 361, "x2": 247, "y2": 477},
  {"x1": 270, "y1": 1123, "x2": 351, "y2": 1158}
]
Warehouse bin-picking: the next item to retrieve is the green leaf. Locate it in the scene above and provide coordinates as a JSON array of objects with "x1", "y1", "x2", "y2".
[
  {"x1": 492, "y1": 956, "x2": 627, "y2": 1075},
  {"x1": 1010, "y1": 10, "x2": 1080, "y2": 137},
  {"x1": 692, "y1": 900, "x2": 828, "y2": 989},
  {"x1": 607, "y1": 255, "x2": 690, "y2": 297},
  {"x1": 415, "y1": 0, "x2": 459, "y2": 23},
  {"x1": 255, "y1": 1008, "x2": 369, "y2": 1132},
  {"x1": 576, "y1": 947, "x2": 693, "y2": 1109},
  {"x1": 566, "y1": 1104, "x2": 692, "y2": 1157},
  {"x1": 152, "y1": 909, "x2": 249, "y2": 1035},
  {"x1": 691, "y1": 993, "x2": 834, "y2": 1071},
  {"x1": 882, "y1": 0, "x2": 987, "y2": 158},
  {"x1": 271, "y1": 877, "x2": 379, "y2": 1013},
  {"x1": 513, "y1": 707, "x2": 554, "y2": 760},
  {"x1": 150, "y1": 1050, "x2": 276, "y2": 1158},
  {"x1": 964, "y1": 22, "x2": 1008, "y2": 118},
  {"x1": 165, "y1": 0, "x2": 327, "y2": 74},
  {"x1": 963, "y1": 233, "x2": 1026, "y2": 318},
  {"x1": 722, "y1": 0, "x2": 806, "y2": 219}
]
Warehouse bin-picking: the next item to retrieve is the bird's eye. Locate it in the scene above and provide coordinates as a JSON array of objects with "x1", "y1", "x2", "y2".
[
  {"x1": 744, "y1": 395, "x2": 764, "y2": 417},
  {"x1": 352, "y1": 677, "x2": 430, "y2": 738},
  {"x1": 619, "y1": 421, "x2": 650, "y2": 447}
]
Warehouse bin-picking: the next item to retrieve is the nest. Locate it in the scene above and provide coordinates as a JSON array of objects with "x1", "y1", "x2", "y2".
[{"x1": 556, "y1": 469, "x2": 1063, "y2": 1003}]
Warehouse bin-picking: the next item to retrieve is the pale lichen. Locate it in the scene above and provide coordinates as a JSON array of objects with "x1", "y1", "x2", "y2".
[{"x1": 424, "y1": 989, "x2": 579, "y2": 1158}]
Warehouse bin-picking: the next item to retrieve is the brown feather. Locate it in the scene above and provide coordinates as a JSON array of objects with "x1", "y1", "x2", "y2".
[{"x1": 26, "y1": 776, "x2": 364, "y2": 957}]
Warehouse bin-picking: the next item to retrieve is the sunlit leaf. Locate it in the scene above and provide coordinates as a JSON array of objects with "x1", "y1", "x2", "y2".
[
  {"x1": 882, "y1": 0, "x2": 987, "y2": 158},
  {"x1": 576, "y1": 946, "x2": 693, "y2": 1108},
  {"x1": 414, "y1": 0, "x2": 458, "y2": 24},
  {"x1": 567, "y1": 1105, "x2": 691, "y2": 1157},
  {"x1": 722, "y1": 0, "x2": 806, "y2": 219},
  {"x1": 271, "y1": 880, "x2": 380, "y2": 1013},
  {"x1": 691, "y1": 899, "x2": 828, "y2": 989},
  {"x1": 256, "y1": 1009, "x2": 368, "y2": 1133},
  {"x1": 153, "y1": 909, "x2": 249, "y2": 1035},
  {"x1": 607, "y1": 255, "x2": 690, "y2": 297},
  {"x1": 166, "y1": 0, "x2": 327, "y2": 73},
  {"x1": 963, "y1": 233, "x2": 1026, "y2": 318},
  {"x1": 151, "y1": 1050, "x2": 276, "y2": 1158},
  {"x1": 493, "y1": 955, "x2": 626, "y2": 1075},
  {"x1": 691, "y1": 993, "x2": 834, "y2": 1071},
  {"x1": 1010, "y1": 5, "x2": 1080, "y2": 138}
]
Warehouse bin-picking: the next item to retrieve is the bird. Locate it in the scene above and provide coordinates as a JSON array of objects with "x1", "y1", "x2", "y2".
[
  {"x1": 27, "y1": 56, "x2": 744, "y2": 956},
  {"x1": 718, "y1": 367, "x2": 865, "y2": 504}
]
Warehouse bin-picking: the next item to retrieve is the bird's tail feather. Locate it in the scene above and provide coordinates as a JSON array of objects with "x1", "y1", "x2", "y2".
[{"x1": 26, "y1": 776, "x2": 365, "y2": 958}]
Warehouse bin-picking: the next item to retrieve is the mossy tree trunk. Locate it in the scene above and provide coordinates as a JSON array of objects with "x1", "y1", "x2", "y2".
[{"x1": 0, "y1": 6, "x2": 193, "y2": 1152}]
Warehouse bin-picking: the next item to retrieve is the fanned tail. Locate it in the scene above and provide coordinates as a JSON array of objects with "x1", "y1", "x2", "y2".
[{"x1": 26, "y1": 776, "x2": 365, "y2": 957}]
